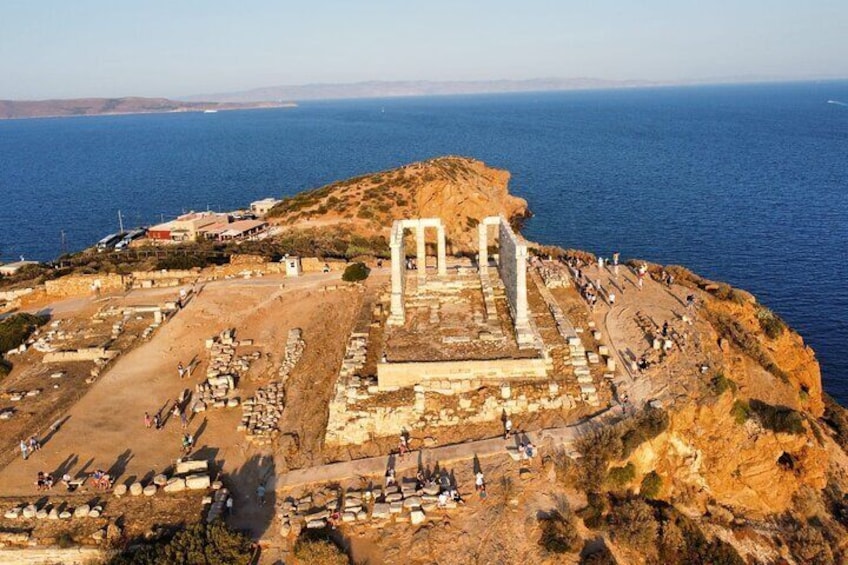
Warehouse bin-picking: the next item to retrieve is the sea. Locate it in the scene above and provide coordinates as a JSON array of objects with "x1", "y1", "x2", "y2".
[{"x1": 0, "y1": 81, "x2": 846, "y2": 402}]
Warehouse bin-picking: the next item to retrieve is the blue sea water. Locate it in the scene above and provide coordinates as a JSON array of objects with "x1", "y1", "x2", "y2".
[{"x1": 0, "y1": 82, "x2": 847, "y2": 402}]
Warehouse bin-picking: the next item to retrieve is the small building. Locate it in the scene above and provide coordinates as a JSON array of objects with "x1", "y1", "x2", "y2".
[
  {"x1": 250, "y1": 198, "x2": 280, "y2": 217},
  {"x1": 147, "y1": 221, "x2": 175, "y2": 241},
  {"x1": 216, "y1": 219, "x2": 268, "y2": 241},
  {"x1": 284, "y1": 256, "x2": 302, "y2": 277},
  {"x1": 170, "y1": 212, "x2": 229, "y2": 242},
  {"x1": 0, "y1": 260, "x2": 39, "y2": 276}
]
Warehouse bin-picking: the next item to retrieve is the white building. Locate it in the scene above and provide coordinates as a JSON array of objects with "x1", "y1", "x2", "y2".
[{"x1": 250, "y1": 198, "x2": 281, "y2": 217}]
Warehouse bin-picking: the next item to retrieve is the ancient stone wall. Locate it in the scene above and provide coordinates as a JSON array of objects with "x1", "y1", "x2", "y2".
[
  {"x1": 44, "y1": 273, "x2": 126, "y2": 297},
  {"x1": 300, "y1": 257, "x2": 347, "y2": 273},
  {"x1": 377, "y1": 358, "x2": 547, "y2": 389},
  {"x1": 42, "y1": 347, "x2": 117, "y2": 363},
  {"x1": 0, "y1": 547, "x2": 104, "y2": 565},
  {"x1": 229, "y1": 253, "x2": 268, "y2": 265}
]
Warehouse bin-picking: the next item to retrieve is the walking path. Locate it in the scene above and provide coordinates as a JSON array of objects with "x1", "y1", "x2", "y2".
[{"x1": 278, "y1": 408, "x2": 617, "y2": 489}]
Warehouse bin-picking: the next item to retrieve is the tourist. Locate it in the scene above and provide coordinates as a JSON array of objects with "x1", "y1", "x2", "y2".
[
  {"x1": 20, "y1": 439, "x2": 28, "y2": 460},
  {"x1": 226, "y1": 496, "x2": 233, "y2": 516},
  {"x1": 475, "y1": 471, "x2": 485, "y2": 491},
  {"x1": 415, "y1": 469, "x2": 425, "y2": 490},
  {"x1": 144, "y1": 412, "x2": 152, "y2": 429},
  {"x1": 182, "y1": 433, "x2": 194, "y2": 455},
  {"x1": 398, "y1": 433, "x2": 409, "y2": 458},
  {"x1": 28, "y1": 436, "x2": 41, "y2": 453},
  {"x1": 686, "y1": 294, "x2": 695, "y2": 310},
  {"x1": 44, "y1": 473, "x2": 54, "y2": 489},
  {"x1": 256, "y1": 483, "x2": 266, "y2": 506},
  {"x1": 662, "y1": 321, "x2": 669, "y2": 337},
  {"x1": 172, "y1": 403, "x2": 182, "y2": 421},
  {"x1": 438, "y1": 491, "x2": 448, "y2": 508},
  {"x1": 36, "y1": 471, "x2": 45, "y2": 490},
  {"x1": 608, "y1": 292, "x2": 616, "y2": 306},
  {"x1": 597, "y1": 256, "x2": 604, "y2": 269},
  {"x1": 153, "y1": 413, "x2": 162, "y2": 430},
  {"x1": 524, "y1": 442, "x2": 536, "y2": 460},
  {"x1": 612, "y1": 252, "x2": 620, "y2": 267},
  {"x1": 479, "y1": 482, "x2": 488, "y2": 500},
  {"x1": 385, "y1": 467, "x2": 396, "y2": 488},
  {"x1": 180, "y1": 410, "x2": 188, "y2": 429},
  {"x1": 503, "y1": 417, "x2": 513, "y2": 439},
  {"x1": 451, "y1": 489, "x2": 465, "y2": 505},
  {"x1": 61, "y1": 473, "x2": 73, "y2": 491},
  {"x1": 178, "y1": 362, "x2": 185, "y2": 379}
]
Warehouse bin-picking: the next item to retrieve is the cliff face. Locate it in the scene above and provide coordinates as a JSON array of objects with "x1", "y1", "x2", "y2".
[
  {"x1": 631, "y1": 393, "x2": 828, "y2": 517},
  {"x1": 267, "y1": 156, "x2": 529, "y2": 254}
]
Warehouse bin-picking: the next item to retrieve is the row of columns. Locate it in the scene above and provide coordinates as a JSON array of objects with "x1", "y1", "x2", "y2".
[{"x1": 389, "y1": 218, "x2": 447, "y2": 325}]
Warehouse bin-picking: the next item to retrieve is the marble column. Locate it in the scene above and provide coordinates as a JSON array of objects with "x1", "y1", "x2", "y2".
[
  {"x1": 478, "y1": 223, "x2": 488, "y2": 270},
  {"x1": 389, "y1": 228, "x2": 405, "y2": 324},
  {"x1": 416, "y1": 223, "x2": 426, "y2": 282},
  {"x1": 437, "y1": 225, "x2": 447, "y2": 276}
]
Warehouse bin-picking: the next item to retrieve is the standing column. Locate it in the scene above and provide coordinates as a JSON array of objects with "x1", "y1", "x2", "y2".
[
  {"x1": 416, "y1": 223, "x2": 426, "y2": 282},
  {"x1": 478, "y1": 223, "x2": 488, "y2": 270},
  {"x1": 389, "y1": 233, "x2": 405, "y2": 324},
  {"x1": 437, "y1": 225, "x2": 447, "y2": 276},
  {"x1": 514, "y1": 244, "x2": 530, "y2": 327}
]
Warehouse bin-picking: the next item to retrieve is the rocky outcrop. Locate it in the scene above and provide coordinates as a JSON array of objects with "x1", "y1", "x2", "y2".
[
  {"x1": 629, "y1": 393, "x2": 827, "y2": 517},
  {"x1": 267, "y1": 156, "x2": 529, "y2": 253}
]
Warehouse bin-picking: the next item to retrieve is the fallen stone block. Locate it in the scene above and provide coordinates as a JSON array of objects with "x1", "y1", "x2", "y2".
[
  {"x1": 176, "y1": 460, "x2": 209, "y2": 475},
  {"x1": 153, "y1": 474, "x2": 168, "y2": 486},
  {"x1": 185, "y1": 474, "x2": 211, "y2": 490},
  {"x1": 59, "y1": 511, "x2": 72, "y2": 520},
  {"x1": 402, "y1": 496, "x2": 422, "y2": 509},
  {"x1": 143, "y1": 485, "x2": 157, "y2": 496},
  {"x1": 113, "y1": 484, "x2": 127, "y2": 497},
  {"x1": 371, "y1": 503, "x2": 390, "y2": 519},
  {"x1": 73, "y1": 504, "x2": 90, "y2": 518},
  {"x1": 306, "y1": 519, "x2": 326, "y2": 529},
  {"x1": 129, "y1": 482, "x2": 143, "y2": 496},
  {"x1": 164, "y1": 478, "x2": 186, "y2": 493},
  {"x1": 341, "y1": 512, "x2": 356, "y2": 523},
  {"x1": 410, "y1": 510, "x2": 426, "y2": 525}
]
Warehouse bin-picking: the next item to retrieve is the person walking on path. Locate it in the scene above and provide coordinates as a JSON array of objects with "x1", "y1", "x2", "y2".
[
  {"x1": 20, "y1": 439, "x2": 28, "y2": 460},
  {"x1": 475, "y1": 471, "x2": 485, "y2": 492},
  {"x1": 180, "y1": 410, "x2": 188, "y2": 429},
  {"x1": 177, "y1": 362, "x2": 185, "y2": 379},
  {"x1": 153, "y1": 413, "x2": 162, "y2": 430},
  {"x1": 144, "y1": 412, "x2": 152, "y2": 429},
  {"x1": 503, "y1": 417, "x2": 513, "y2": 440},
  {"x1": 28, "y1": 436, "x2": 40, "y2": 454}
]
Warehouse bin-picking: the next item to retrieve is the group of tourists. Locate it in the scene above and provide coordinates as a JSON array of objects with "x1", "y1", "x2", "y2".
[{"x1": 34, "y1": 471, "x2": 54, "y2": 490}]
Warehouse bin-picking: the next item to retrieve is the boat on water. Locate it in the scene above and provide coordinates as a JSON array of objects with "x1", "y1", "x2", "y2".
[
  {"x1": 827, "y1": 100, "x2": 847, "y2": 106},
  {"x1": 203, "y1": 109, "x2": 218, "y2": 113}
]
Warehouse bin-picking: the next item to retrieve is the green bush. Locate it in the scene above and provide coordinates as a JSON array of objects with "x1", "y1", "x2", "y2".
[
  {"x1": 577, "y1": 427, "x2": 622, "y2": 492},
  {"x1": 749, "y1": 399, "x2": 805, "y2": 435},
  {"x1": 606, "y1": 463, "x2": 636, "y2": 490},
  {"x1": 730, "y1": 399, "x2": 751, "y2": 425},
  {"x1": 539, "y1": 508, "x2": 580, "y2": 554},
  {"x1": 580, "y1": 544, "x2": 617, "y2": 565},
  {"x1": 0, "y1": 312, "x2": 48, "y2": 354},
  {"x1": 107, "y1": 522, "x2": 254, "y2": 565},
  {"x1": 341, "y1": 262, "x2": 370, "y2": 282},
  {"x1": 640, "y1": 471, "x2": 663, "y2": 499}
]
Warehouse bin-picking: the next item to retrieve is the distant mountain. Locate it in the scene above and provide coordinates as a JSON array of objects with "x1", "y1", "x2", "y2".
[
  {"x1": 185, "y1": 78, "x2": 662, "y2": 103},
  {"x1": 0, "y1": 97, "x2": 294, "y2": 120}
]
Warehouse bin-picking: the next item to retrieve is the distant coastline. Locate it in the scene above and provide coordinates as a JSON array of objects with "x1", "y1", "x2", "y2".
[{"x1": 0, "y1": 97, "x2": 296, "y2": 120}]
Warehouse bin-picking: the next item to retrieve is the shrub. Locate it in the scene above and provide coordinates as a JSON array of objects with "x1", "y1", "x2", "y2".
[
  {"x1": 823, "y1": 393, "x2": 848, "y2": 452},
  {"x1": 749, "y1": 399, "x2": 805, "y2": 435},
  {"x1": 657, "y1": 506, "x2": 746, "y2": 565},
  {"x1": 578, "y1": 492, "x2": 608, "y2": 529},
  {"x1": 606, "y1": 463, "x2": 636, "y2": 490},
  {"x1": 608, "y1": 499, "x2": 658, "y2": 549},
  {"x1": 757, "y1": 307, "x2": 786, "y2": 339},
  {"x1": 577, "y1": 427, "x2": 622, "y2": 492},
  {"x1": 788, "y1": 521, "x2": 834, "y2": 565},
  {"x1": 710, "y1": 373, "x2": 737, "y2": 396},
  {"x1": 341, "y1": 262, "x2": 370, "y2": 282},
  {"x1": 107, "y1": 522, "x2": 254, "y2": 565},
  {"x1": 539, "y1": 508, "x2": 580, "y2": 554},
  {"x1": 640, "y1": 471, "x2": 663, "y2": 499},
  {"x1": 293, "y1": 533, "x2": 348, "y2": 565},
  {"x1": 0, "y1": 359, "x2": 11, "y2": 378},
  {"x1": 730, "y1": 399, "x2": 751, "y2": 425},
  {"x1": 0, "y1": 312, "x2": 48, "y2": 354}
]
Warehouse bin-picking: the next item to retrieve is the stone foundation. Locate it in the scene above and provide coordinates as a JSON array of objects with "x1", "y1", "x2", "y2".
[{"x1": 376, "y1": 358, "x2": 548, "y2": 389}]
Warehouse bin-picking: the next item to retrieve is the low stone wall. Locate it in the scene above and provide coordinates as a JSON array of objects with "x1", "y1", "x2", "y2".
[
  {"x1": 230, "y1": 253, "x2": 268, "y2": 265},
  {"x1": 301, "y1": 257, "x2": 347, "y2": 273},
  {"x1": 0, "y1": 548, "x2": 104, "y2": 564},
  {"x1": 377, "y1": 357, "x2": 547, "y2": 389},
  {"x1": 43, "y1": 347, "x2": 117, "y2": 363},
  {"x1": 45, "y1": 273, "x2": 126, "y2": 297},
  {"x1": 0, "y1": 288, "x2": 33, "y2": 302}
]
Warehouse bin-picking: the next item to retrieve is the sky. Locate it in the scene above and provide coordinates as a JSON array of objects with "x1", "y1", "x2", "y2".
[{"x1": 1, "y1": 0, "x2": 846, "y2": 99}]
